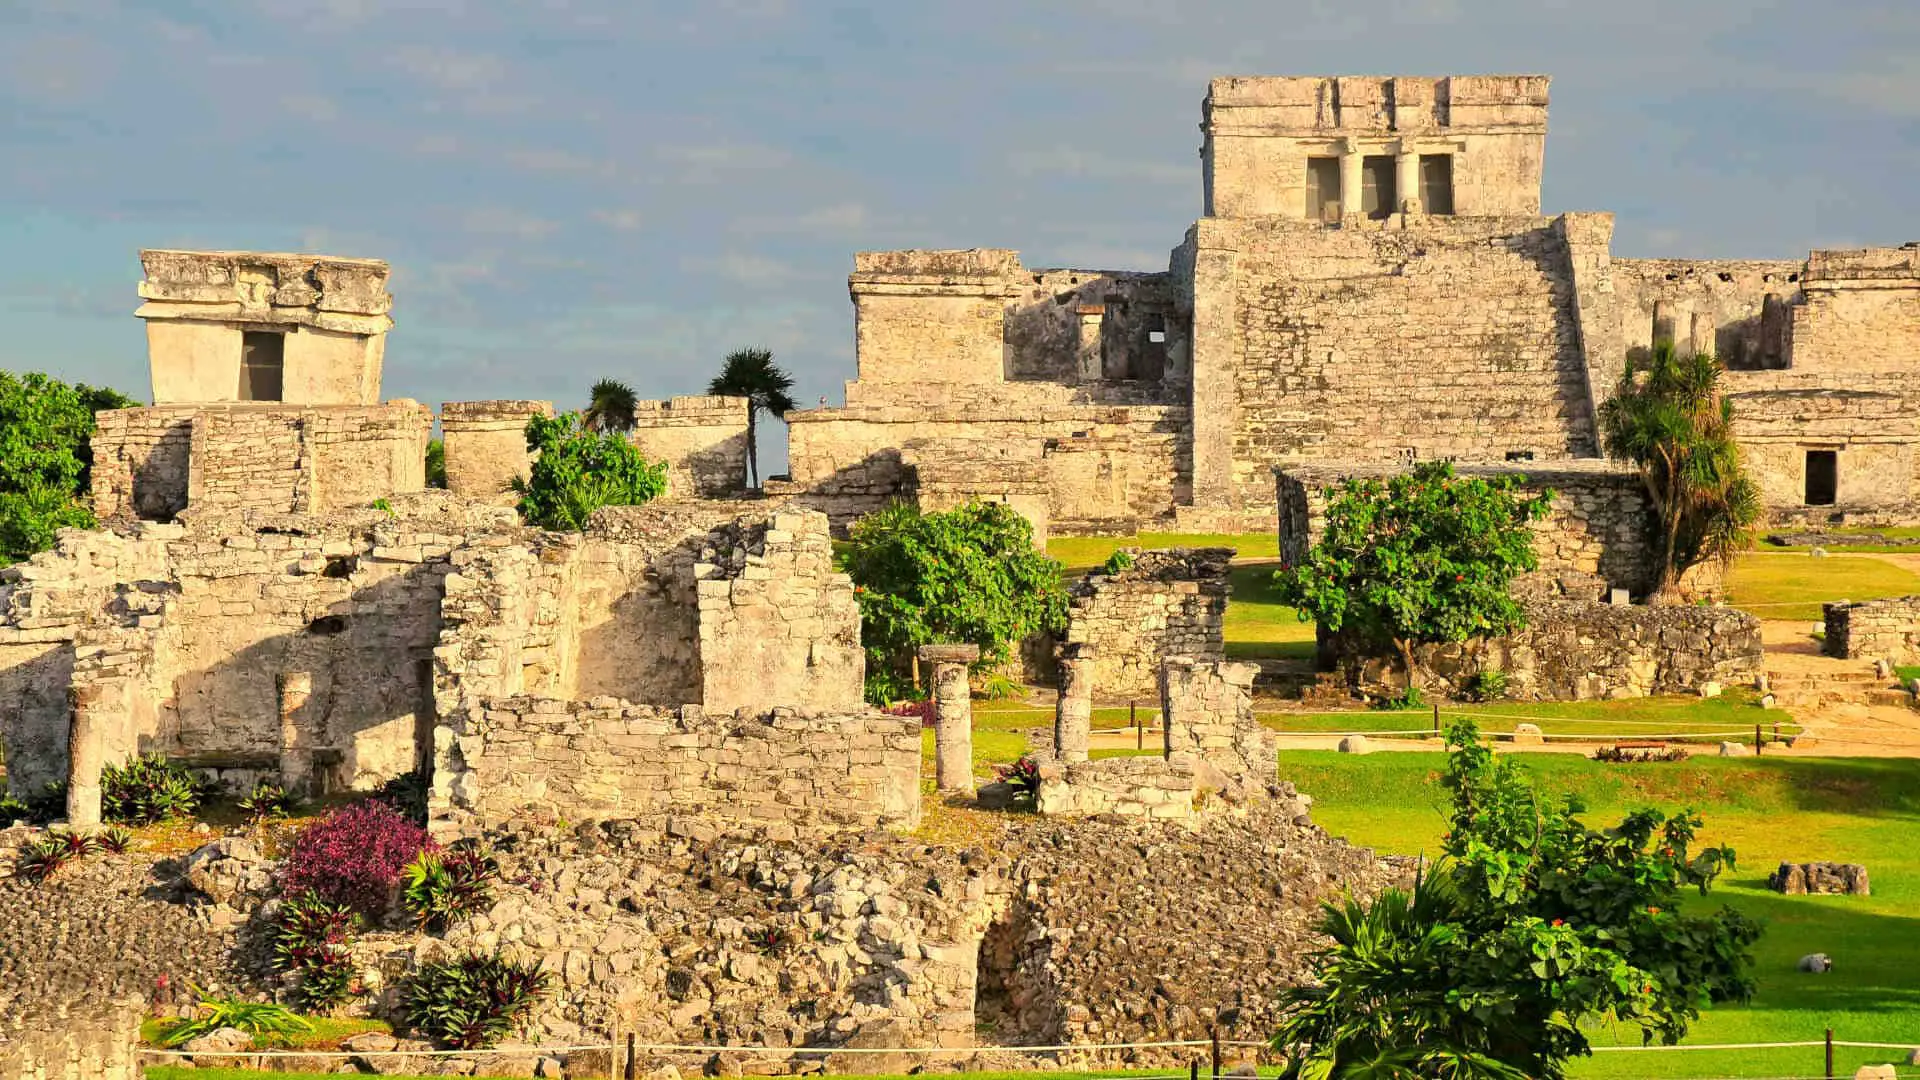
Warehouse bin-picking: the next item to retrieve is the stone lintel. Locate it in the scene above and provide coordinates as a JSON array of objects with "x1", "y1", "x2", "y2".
[{"x1": 917, "y1": 643, "x2": 981, "y2": 664}]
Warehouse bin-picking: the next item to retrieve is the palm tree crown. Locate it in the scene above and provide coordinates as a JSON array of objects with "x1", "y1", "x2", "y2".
[
  {"x1": 583, "y1": 378, "x2": 639, "y2": 434},
  {"x1": 707, "y1": 347, "x2": 796, "y2": 489}
]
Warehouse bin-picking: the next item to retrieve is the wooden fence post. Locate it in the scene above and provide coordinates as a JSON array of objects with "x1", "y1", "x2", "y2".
[
  {"x1": 1210, "y1": 1025, "x2": 1221, "y2": 1079},
  {"x1": 624, "y1": 1032, "x2": 637, "y2": 1080},
  {"x1": 1824, "y1": 1027, "x2": 1834, "y2": 1079},
  {"x1": 1755, "y1": 722, "x2": 1764, "y2": 756},
  {"x1": 1432, "y1": 703, "x2": 1441, "y2": 737}
]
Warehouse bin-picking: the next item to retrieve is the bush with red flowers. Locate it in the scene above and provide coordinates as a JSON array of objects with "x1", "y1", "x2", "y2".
[{"x1": 282, "y1": 800, "x2": 436, "y2": 919}]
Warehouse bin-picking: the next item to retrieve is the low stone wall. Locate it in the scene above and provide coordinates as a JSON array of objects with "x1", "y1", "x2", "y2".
[
  {"x1": 1334, "y1": 599, "x2": 1763, "y2": 701},
  {"x1": 430, "y1": 696, "x2": 921, "y2": 839},
  {"x1": 901, "y1": 441, "x2": 1052, "y2": 546},
  {"x1": 629, "y1": 396, "x2": 751, "y2": 498},
  {"x1": 1063, "y1": 548, "x2": 1230, "y2": 700},
  {"x1": 0, "y1": 997, "x2": 143, "y2": 1080},
  {"x1": 439, "y1": 399, "x2": 552, "y2": 503},
  {"x1": 1822, "y1": 596, "x2": 1920, "y2": 664}
]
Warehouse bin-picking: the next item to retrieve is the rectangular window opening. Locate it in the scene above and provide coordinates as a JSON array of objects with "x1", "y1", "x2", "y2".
[
  {"x1": 1305, "y1": 157, "x2": 1342, "y2": 221},
  {"x1": 1419, "y1": 153, "x2": 1455, "y2": 215},
  {"x1": 240, "y1": 331, "x2": 286, "y2": 402},
  {"x1": 1804, "y1": 450, "x2": 1838, "y2": 506},
  {"x1": 1360, "y1": 155, "x2": 1397, "y2": 220},
  {"x1": 1504, "y1": 450, "x2": 1534, "y2": 462}
]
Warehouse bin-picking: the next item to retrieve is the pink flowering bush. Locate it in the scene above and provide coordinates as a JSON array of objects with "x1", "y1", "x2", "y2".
[{"x1": 283, "y1": 800, "x2": 436, "y2": 918}]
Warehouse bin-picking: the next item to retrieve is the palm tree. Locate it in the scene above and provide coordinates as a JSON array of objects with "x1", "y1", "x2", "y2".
[
  {"x1": 707, "y1": 347, "x2": 796, "y2": 489},
  {"x1": 582, "y1": 379, "x2": 639, "y2": 434},
  {"x1": 1599, "y1": 340, "x2": 1761, "y2": 602}
]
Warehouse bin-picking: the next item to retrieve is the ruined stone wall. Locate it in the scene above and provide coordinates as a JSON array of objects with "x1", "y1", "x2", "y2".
[
  {"x1": 1822, "y1": 596, "x2": 1920, "y2": 665},
  {"x1": 1277, "y1": 461, "x2": 1663, "y2": 599},
  {"x1": 90, "y1": 402, "x2": 431, "y2": 521},
  {"x1": 1335, "y1": 598, "x2": 1763, "y2": 700},
  {"x1": 629, "y1": 396, "x2": 751, "y2": 497},
  {"x1": 1063, "y1": 549, "x2": 1230, "y2": 699},
  {"x1": 1185, "y1": 215, "x2": 1598, "y2": 517},
  {"x1": 429, "y1": 697, "x2": 920, "y2": 838},
  {"x1": 440, "y1": 399, "x2": 553, "y2": 504},
  {"x1": 1612, "y1": 258, "x2": 1805, "y2": 368},
  {"x1": 850, "y1": 249, "x2": 1022, "y2": 385},
  {"x1": 0, "y1": 997, "x2": 143, "y2": 1080},
  {"x1": 1725, "y1": 374, "x2": 1920, "y2": 518},
  {"x1": 900, "y1": 443, "x2": 1052, "y2": 546},
  {"x1": 1006, "y1": 270, "x2": 1184, "y2": 384},
  {"x1": 1787, "y1": 248, "x2": 1920, "y2": 374}
]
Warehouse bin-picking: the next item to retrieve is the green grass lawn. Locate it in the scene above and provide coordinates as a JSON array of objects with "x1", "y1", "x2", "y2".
[
  {"x1": 1760, "y1": 524, "x2": 1920, "y2": 554},
  {"x1": 1045, "y1": 531, "x2": 1276, "y2": 574},
  {"x1": 1288, "y1": 751, "x2": 1920, "y2": 1078},
  {"x1": 1269, "y1": 691, "x2": 1800, "y2": 743},
  {"x1": 1726, "y1": 551, "x2": 1920, "y2": 621}
]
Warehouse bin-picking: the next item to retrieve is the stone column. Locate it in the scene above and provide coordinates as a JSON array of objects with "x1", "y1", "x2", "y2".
[
  {"x1": 918, "y1": 644, "x2": 980, "y2": 793},
  {"x1": 66, "y1": 685, "x2": 110, "y2": 829},
  {"x1": 278, "y1": 671, "x2": 315, "y2": 796},
  {"x1": 1054, "y1": 643, "x2": 1094, "y2": 763},
  {"x1": 1075, "y1": 306, "x2": 1105, "y2": 382},
  {"x1": 1395, "y1": 147, "x2": 1422, "y2": 214},
  {"x1": 1339, "y1": 139, "x2": 1365, "y2": 220}
]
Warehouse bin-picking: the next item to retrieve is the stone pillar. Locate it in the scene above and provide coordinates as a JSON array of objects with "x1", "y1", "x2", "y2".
[
  {"x1": 1075, "y1": 306, "x2": 1105, "y2": 382},
  {"x1": 66, "y1": 685, "x2": 110, "y2": 829},
  {"x1": 918, "y1": 643, "x2": 980, "y2": 792},
  {"x1": 1652, "y1": 301, "x2": 1676, "y2": 348},
  {"x1": 1055, "y1": 643, "x2": 1094, "y2": 763},
  {"x1": 1395, "y1": 147, "x2": 1422, "y2": 214},
  {"x1": 1339, "y1": 139, "x2": 1364, "y2": 220},
  {"x1": 279, "y1": 671, "x2": 315, "y2": 795},
  {"x1": 1689, "y1": 311, "x2": 1716, "y2": 360},
  {"x1": 1186, "y1": 225, "x2": 1239, "y2": 510},
  {"x1": 439, "y1": 400, "x2": 554, "y2": 504}
]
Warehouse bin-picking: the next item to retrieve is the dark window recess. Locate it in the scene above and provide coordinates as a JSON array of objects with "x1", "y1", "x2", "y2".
[
  {"x1": 1305, "y1": 156, "x2": 1342, "y2": 220},
  {"x1": 1419, "y1": 154, "x2": 1454, "y2": 215},
  {"x1": 1504, "y1": 450, "x2": 1535, "y2": 462},
  {"x1": 1805, "y1": 450, "x2": 1838, "y2": 506},
  {"x1": 321, "y1": 555, "x2": 358, "y2": 579},
  {"x1": 1360, "y1": 156, "x2": 1397, "y2": 219},
  {"x1": 306, "y1": 615, "x2": 348, "y2": 636},
  {"x1": 240, "y1": 331, "x2": 286, "y2": 401}
]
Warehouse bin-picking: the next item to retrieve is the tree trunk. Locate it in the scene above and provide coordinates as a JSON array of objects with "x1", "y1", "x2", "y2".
[
  {"x1": 745, "y1": 409, "x2": 759, "y2": 490},
  {"x1": 1652, "y1": 497, "x2": 1684, "y2": 604},
  {"x1": 1394, "y1": 636, "x2": 1421, "y2": 694}
]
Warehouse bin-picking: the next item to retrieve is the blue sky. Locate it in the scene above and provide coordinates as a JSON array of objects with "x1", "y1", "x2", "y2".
[{"x1": 4, "y1": 0, "x2": 1918, "y2": 453}]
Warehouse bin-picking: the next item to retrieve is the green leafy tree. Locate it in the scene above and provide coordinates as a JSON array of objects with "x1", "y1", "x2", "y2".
[
  {"x1": 1600, "y1": 341, "x2": 1761, "y2": 602},
  {"x1": 425, "y1": 438, "x2": 447, "y2": 489},
  {"x1": 1274, "y1": 722, "x2": 1761, "y2": 1080},
  {"x1": 840, "y1": 500, "x2": 1066, "y2": 702},
  {"x1": 0, "y1": 371, "x2": 136, "y2": 564},
  {"x1": 707, "y1": 347, "x2": 795, "y2": 489},
  {"x1": 1275, "y1": 461, "x2": 1551, "y2": 691},
  {"x1": 582, "y1": 378, "x2": 639, "y2": 434},
  {"x1": 510, "y1": 412, "x2": 667, "y2": 531}
]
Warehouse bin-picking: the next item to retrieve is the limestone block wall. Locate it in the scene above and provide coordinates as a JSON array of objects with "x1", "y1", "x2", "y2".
[
  {"x1": 440, "y1": 399, "x2": 553, "y2": 504},
  {"x1": 850, "y1": 249, "x2": 1023, "y2": 384},
  {"x1": 1005, "y1": 269, "x2": 1184, "y2": 384},
  {"x1": 1786, "y1": 248, "x2": 1920, "y2": 374},
  {"x1": 1612, "y1": 258, "x2": 1804, "y2": 368},
  {"x1": 0, "y1": 997, "x2": 143, "y2": 1080},
  {"x1": 1159, "y1": 657, "x2": 1274, "y2": 795},
  {"x1": 1063, "y1": 548, "x2": 1231, "y2": 699},
  {"x1": 90, "y1": 402, "x2": 431, "y2": 521},
  {"x1": 1725, "y1": 373, "x2": 1920, "y2": 518},
  {"x1": 1334, "y1": 599, "x2": 1763, "y2": 700},
  {"x1": 629, "y1": 396, "x2": 750, "y2": 497},
  {"x1": 900, "y1": 442, "x2": 1052, "y2": 546},
  {"x1": 1182, "y1": 215, "x2": 1598, "y2": 517},
  {"x1": 1278, "y1": 461, "x2": 1661, "y2": 599},
  {"x1": 429, "y1": 696, "x2": 921, "y2": 839},
  {"x1": 1823, "y1": 597, "x2": 1920, "y2": 665}
]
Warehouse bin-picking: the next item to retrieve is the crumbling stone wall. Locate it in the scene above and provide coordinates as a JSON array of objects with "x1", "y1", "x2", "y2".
[
  {"x1": 1278, "y1": 461, "x2": 1663, "y2": 599},
  {"x1": 900, "y1": 442, "x2": 1052, "y2": 546},
  {"x1": 1063, "y1": 548, "x2": 1231, "y2": 699},
  {"x1": 1822, "y1": 596, "x2": 1920, "y2": 665},
  {"x1": 1334, "y1": 598, "x2": 1763, "y2": 700},
  {"x1": 1612, "y1": 258, "x2": 1804, "y2": 369},
  {"x1": 0, "y1": 996, "x2": 143, "y2": 1080},
  {"x1": 90, "y1": 402, "x2": 431, "y2": 520},
  {"x1": 629, "y1": 396, "x2": 751, "y2": 497},
  {"x1": 429, "y1": 698, "x2": 920, "y2": 838},
  {"x1": 439, "y1": 399, "x2": 553, "y2": 504}
]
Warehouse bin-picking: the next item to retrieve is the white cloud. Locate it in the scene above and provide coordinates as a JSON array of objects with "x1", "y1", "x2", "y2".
[
  {"x1": 686, "y1": 252, "x2": 805, "y2": 286},
  {"x1": 591, "y1": 209, "x2": 644, "y2": 231},
  {"x1": 460, "y1": 207, "x2": 559, "y2": 240},
  {"x1": 505, "y1": 147, "x2": 608, "y2": 174},
  {"x1": 387, "y1": 45, "x2": 506, "y2": 92},
  {"x1": 281, "y1": 94, "x2": 340, "y2": 123}
]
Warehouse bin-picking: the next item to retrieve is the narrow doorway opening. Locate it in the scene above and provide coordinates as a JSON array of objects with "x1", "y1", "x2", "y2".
[
  {"x1": 1305, "y1": 157, "x2": 1342, "y2": 221},
  {"x1": 1360, "y1": 155, "x2": 1397, "y2": 219},
  {"x1": 1804, "y1": 450, "x2": 1838, "y2": 506},
  {"x1": 240, "y1": 331, "x2": 286, "y2": 401}
]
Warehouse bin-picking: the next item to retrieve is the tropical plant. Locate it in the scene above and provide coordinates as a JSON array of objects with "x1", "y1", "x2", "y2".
[
  {"x1": 405, "y1": 953, "x2": 552, "y2": 1049},
  {"x1": 583, "y1": 378, "x2": 640, "y2": 434},
  {"x1": 976, "y1": 672, "x2": 1027, "y2": 701},
  {"x1": 274, "y1": 890, "x2": 361, "y2": 1011},
  {"x1": 425, "y1": 438, "x2": 447, "y2": 489},
  {"x1": 101, "y1": 754, "x2": 201, "y2": 824},
  {"x1": 510, "y1": 412, "x2": 668, "y2": 531},
  {"x1": 97, "y1": 826, "x2": 134, "y2": 854},
  {"x1": 1272, "y1": 721, "x2": 1760, "y2": 1080},
  {"x1": 0, "y1": 370, "x2": 136, "y2": 564},
  {"x1": 840, "y1": 501, "x2": 1067, "y2": 700},
  {"x1": 401, "y1": 846, "x2": 499, "y2": 932},
  {"x1": 16, "y1": 832, "x2": 95, "y2": 882},
  {"x1": 238, "y1": 781, "x2": 298, "y2": 822},
  {"x1": 282, "y1": 800, "x2": 436, "y2": 919},
  {"x1": 994, "y1": 756, "x2": 1043, "y2": 804},
  {"x1": 1599, "y1": 341, "x2": 1761, "y2": 601},
  {"x1": 1462, "y1": 669, "x2": 1509, "y2": 703},
  {"x1": 1100, "y1": 549, "x2": 1136, "y2": 575},
  {"x1": 706, "y1": 346, "x2": 795, "y2": 489},
  {"x1": 160, "y1": 994, "x2": 314, "y2": 1048},
  {"x1": 1275, "y1": 461, "x2": 1551, "y2": 693}
]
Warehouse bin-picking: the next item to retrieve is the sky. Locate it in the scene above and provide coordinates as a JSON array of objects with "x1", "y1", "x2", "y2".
[{"x1": 4, "y1": 0, "x2": 1918, "y2": 471}]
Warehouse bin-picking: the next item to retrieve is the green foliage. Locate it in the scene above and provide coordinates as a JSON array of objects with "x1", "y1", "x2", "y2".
[
  {"x1": 161, "y1": 995, "x2": 314, "y2": 1048},
  {"x1": 863, "y1": 667, "x2": 923, "y2": 708},
  {"x1": 583, "y1": 378, "x2": 639, "y2": 434},
  {"x1": 1273, "y1": 722, "x2": 1761, "y2": 1080},
  {"x1": 239, "y1": 782, "x2": 299, "y2": 822},
  {"x1": 1462, "y1": 669, "x2": 1509, "y2": 703},
  {"x1": 101, "y1": 753, "x2": 200, "y2": 825},
  {"x1": 405, "y1": 953, "x2": 552, "y2": 1049},
  {"x1": 1100, "y1": 549, "x2": 1135, "y2": 575},
  {"x1": 1600, "y1": 342, "x2": 1762, "y2": 599},
  {"x1": 842, "y1": 501, "x2": 1066, "y2": 681},
  {"x1": 511, "y1": 412, "x2": 667, "y2": 531},
  {"x1": 0, "y1": 370, "x2": 135, "y2": 564},
  {"x1": 424, "y1": 439, "x2": 447, "y2": 489},
  {"x1": 976, "y1": 672, "x2": 1027, "y2": 701},
  {"x1": 1371, "y1": 684, "x2": 1424, "y2": 711},
  {"x1": 98, "y1": 825, "x2": 134, "y2": 854},
  {"x1": 993, "y1": 756, "x2": 1042, "y2": 804},
  {"x1": 275, "y1": 891, "x2": 361, "y2": 1012},
  {"x1": 16, "y1": 831, "x2": 96, "y2": 882},
  {"x1": 1275, "y1": 461, "x2": 1551, "y2": 689},
  {"x1": 707, "y1": 346, "x2": 795, "y2": 489},
  {"x1": 401, "y1": 847, "x2": 499, "y2": 932}
]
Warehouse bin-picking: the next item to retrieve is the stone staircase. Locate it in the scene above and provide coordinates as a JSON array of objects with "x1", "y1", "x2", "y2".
[{"x1": 1762, "y1": 661, "x2": 1912, "y2": 711}]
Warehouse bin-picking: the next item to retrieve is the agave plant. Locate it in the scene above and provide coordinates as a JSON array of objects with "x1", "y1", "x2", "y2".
[
  {"x1": 238, "y1": 781, "x2": 298, "y2": 822},
  {"x1": 160, "y1": 993, "x2": 314, "y2": 1048},
  {"x1": 96, "y1": 826, "x2": 134, "y2": 855}
]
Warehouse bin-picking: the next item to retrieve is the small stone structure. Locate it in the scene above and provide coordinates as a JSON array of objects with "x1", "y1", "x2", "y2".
[
  {"x1": 626, "y1": 395, "x2": 751, "y2": 497},
  {"x1": 1063, "y1": 548, "x2": 1231, "y2": 698},
  {"x1": 438, "y1": 399, "x2": 554, "y2": 503},
  {"x1": 1052, "y1": 643, "x2": 1094, "y2": 763},
  {"x1": 1332, "y1": 598, "x2": 1764, "y2": 700},
  {"x1": 1770, "y1": 861, "x2": 1871, "y2": 896},
  {"x1": 1822, "y1": 597, "x2": 1920, "y2": 665},
  {"x1": 920, "y1": 643, "x2": 979, "y2": 792},
  {"x1": 0, "y1": 997, "x2": 143, "y2": 1080}
]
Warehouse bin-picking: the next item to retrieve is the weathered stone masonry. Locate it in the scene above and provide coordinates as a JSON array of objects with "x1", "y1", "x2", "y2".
[
  {"x1": 1063, "y1": 547, "x2": 1230, "y2": 699},
  {"x1": 1823, "y1": 596, "x2": 1920, "y2": 666}
]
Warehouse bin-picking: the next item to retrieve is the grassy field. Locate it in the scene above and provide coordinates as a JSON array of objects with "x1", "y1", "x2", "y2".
[
  {"x1": 1726, "y1": 551, "x2": 1920, "y2": 621},
  {"x1": 1046, "y1": 531, "x2": 1277, "y2": 573},
  {"x1": 1759, "y1": 524, "x2": 1920, "y2": 554},
  {"x1": 1287, "y1": 750, "x2": 1920, "y2": 1078}
]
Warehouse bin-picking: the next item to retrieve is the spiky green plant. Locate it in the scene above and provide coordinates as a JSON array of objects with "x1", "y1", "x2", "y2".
[{"x1": 160, "y1": 994, "x2": 313, "y2": 1048}]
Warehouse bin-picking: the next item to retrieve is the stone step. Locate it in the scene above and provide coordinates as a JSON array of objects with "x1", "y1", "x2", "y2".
[
  {"x1": 1763, "y1": 670, "x2": 1882, "y2": 687},
  {"x1": 1865, "y1": 688, "x2": 1917, "y2": 709}
]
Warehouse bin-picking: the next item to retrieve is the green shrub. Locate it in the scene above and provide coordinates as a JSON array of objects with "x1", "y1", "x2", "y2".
[
  {"x1": 274, "y1": 891, "x2": 360, "y2": 1012},
  {"x1": 160, "y1": 995, "x2": 313, "y2": 1048},
  {"x1": 238, "y1": 782, "x2": 299, "y2": 822},
  {"x1": 0, "y1": 371, "x2": 136, "y2": 565},
  {"x1": 405, "y1": 953, "x2": 552, "y2": 1049},
  {"x1": 1101, "y1": 549, "x2": 1136, "y2": 575},
  {"x1": 1461, "y1": 669, "x2": 1509, "y2": 703},
  {"x1": 425, "y1": 439, "x2": 447, "y2": 489},
  {"x1": 97, "y1": 826, "x2": 134, "y2": 854},
  {"x1": 976, "y1": 672, "x2": 1026, "y2": 701},
  {"x1": 511, "y1": 412, "x2": 668, "y2": 531},
  {"x1": 101, "y1": 754, "x2": 200, "y2": 825},
  {"x1": 862, "y1": 667, "x2": 923, "y2": 708},
  {"x1": 16, "y1": 831, "x2": 95, "y2": 882},
  {"x1": 994, "y1": 756, "x2": 1042, "y2": 804},
  {"x1": 401, "y1": 847, "x2": 499, "y2": 932},
  {"x1": 1372, "y1": 685, "x2": 1424, "y2": 711}
]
